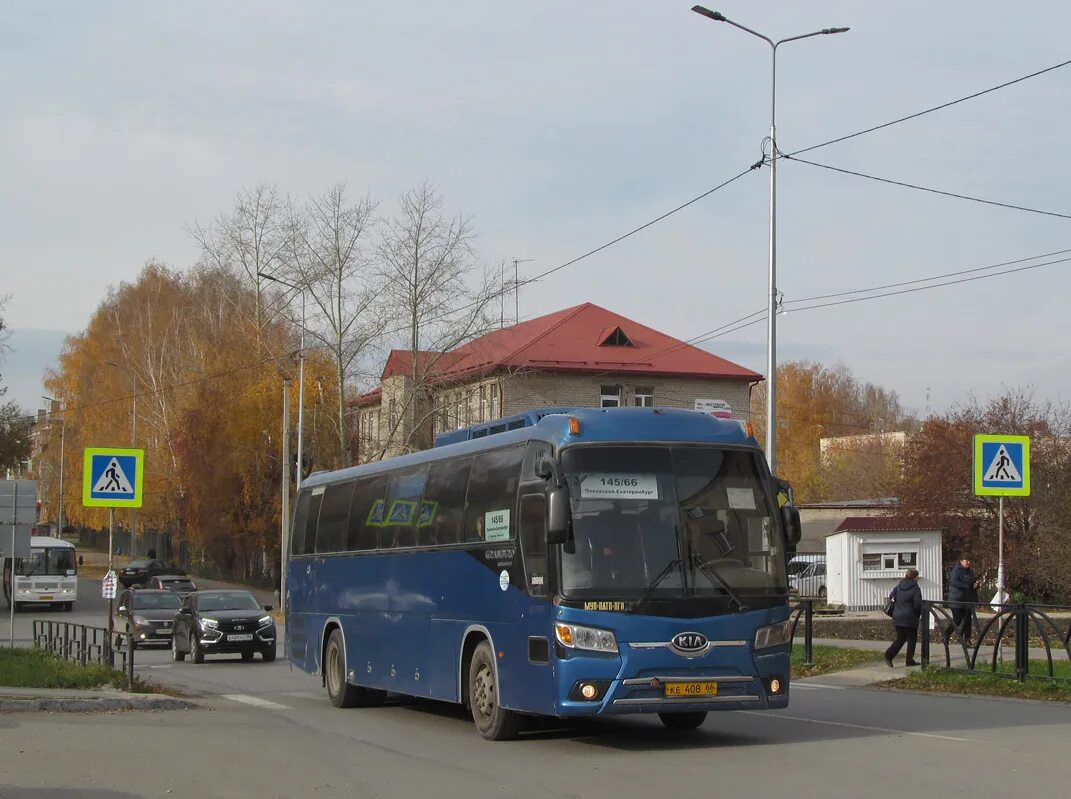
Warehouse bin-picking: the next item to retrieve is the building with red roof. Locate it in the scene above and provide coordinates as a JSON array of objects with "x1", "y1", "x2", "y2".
[{"x1": 353, "y1": 302, "x2": 762, "y2": 460}]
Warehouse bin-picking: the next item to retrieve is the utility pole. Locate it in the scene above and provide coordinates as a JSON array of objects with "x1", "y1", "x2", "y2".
[
  {"x1": 130, "y1": 384, "x2": 136, "y2": 556},
  {"x1": 42, "y1": 397, "x2": 66, "y2": 538},
  {"x1": 281, "y1": 377, "x2": 291, "y2": 622},
  {"x1": 512, "y1": 258, "x2": 533, "y2": 324}
]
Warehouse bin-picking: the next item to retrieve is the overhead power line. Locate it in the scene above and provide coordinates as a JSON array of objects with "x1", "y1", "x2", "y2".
[
  {"x1": 786, "y1": 57, "x2": 1071, "y2": 158},
  {"x1": 783, "y1": 155, "x2": 1071, "y2": 221}
]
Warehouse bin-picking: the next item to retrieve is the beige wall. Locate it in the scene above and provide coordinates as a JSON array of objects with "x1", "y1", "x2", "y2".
[{"x1": 355, "y1": 370, "x2": 755, "y2": 463}]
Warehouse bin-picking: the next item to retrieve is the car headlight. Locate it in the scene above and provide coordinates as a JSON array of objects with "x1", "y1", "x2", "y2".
[
  {"x1": 198, "y1": 617, "x2": 219, "y2": 630},
  {"x1": 132, "y1": 615, "x2": 150, "y2": 626},
  {"x1": 554, "y1": 622, "x2": 618, "y2": 653},
  {"x1": 258, "y1": 615, "x2": 273, "y2": 629},
  {"x1": 754, "y1": 620, "x2": 794, "y2": 650}
]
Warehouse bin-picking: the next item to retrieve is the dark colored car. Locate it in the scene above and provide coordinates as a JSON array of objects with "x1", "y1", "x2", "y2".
[
  {"x1": 113, "y1": 589, "x2": 182, "y2": 649},
  {"x1": 171, "y1": 589, "x2": 276, "y2": 663},
  {"x1": 146, "y1": 575, "x2": 198, "y2": 597},
  {"x1": 118, "y1": 559, "x2": 187, "y2": 588}
]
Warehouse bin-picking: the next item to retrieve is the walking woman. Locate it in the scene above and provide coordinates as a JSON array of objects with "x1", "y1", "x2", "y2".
[{"x1": 884, "y1": 569, "x2": 923, "y2": 667}]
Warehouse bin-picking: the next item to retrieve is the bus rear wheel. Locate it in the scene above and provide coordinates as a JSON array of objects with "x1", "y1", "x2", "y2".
[
  {"x1": 468, "y1": 641, "x2": 520, "y2": 741},
  {"x1": 658, "y1": 712, "x2": 707, "y2": 731},
  {"x1": 324, "y1": 629, "x2": 384, "y2": 708}
]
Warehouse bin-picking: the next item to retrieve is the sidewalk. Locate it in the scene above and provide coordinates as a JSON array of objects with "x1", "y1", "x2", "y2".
[{"x1": 0, "y1": 685, "x2": 195, "y2": 712}]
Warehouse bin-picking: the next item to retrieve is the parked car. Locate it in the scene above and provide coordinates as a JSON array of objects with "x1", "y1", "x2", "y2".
[
  {"x1": 789, "y1": 561, "x2": 827, "y2": 598},
  {"x1": 171, "y1": 589, "x2": 276, "y2": 663},
  {"x1": 113, "y1": 589, "x2": 182, "y2": 648},
  {"x1": 117, "y1": 559, "x2": 187, "y2": 588},
  {"x1": 146, "y1": 575, "x2": 197, "y2": 597}
]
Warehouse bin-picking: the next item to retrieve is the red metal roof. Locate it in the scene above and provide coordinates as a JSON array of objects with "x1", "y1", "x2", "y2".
[
  {"x1": 380, "y1": 303, "x2": 761, "y2": 383},
  {"x1": 833, "y1": 516, "x2": 939, "y2": 533}
]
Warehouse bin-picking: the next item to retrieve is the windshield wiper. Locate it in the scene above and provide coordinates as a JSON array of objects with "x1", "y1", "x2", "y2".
[
  {"x1": 635, "y1": 558, "x2": 684, "y2": 608},
  {"x1": 689, "y1": 552, "x2": 748, "y2": 611}
]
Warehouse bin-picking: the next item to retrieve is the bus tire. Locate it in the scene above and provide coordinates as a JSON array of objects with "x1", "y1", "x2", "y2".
[
  {"x1": 468, "y1": 640, "x2": 520, "y2": 741},
  {"x1": 325, "y1": 629, "x2": 360, "y2": 708},
  {"x1": 63, "y1": 602, "x2": 73, "y2": 612},
  {"x1": 658, "y1": 712, "x2": 707, "y2": 731}
]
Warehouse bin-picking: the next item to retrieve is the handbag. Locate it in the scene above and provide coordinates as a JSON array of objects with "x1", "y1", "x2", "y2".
[{"x1": 883, "y1": 592, "x2": 896, "y2": 617}]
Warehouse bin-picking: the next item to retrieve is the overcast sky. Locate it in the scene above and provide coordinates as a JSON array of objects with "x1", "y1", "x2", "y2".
[{"x1": 3, "y1": 1, "x2": 1070, "y2": 416}]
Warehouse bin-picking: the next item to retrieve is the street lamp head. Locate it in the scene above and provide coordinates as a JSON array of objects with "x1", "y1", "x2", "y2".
[
  {"x1": 691, "y1": 6, "x2": 726, "y2": 22},
  {"x1": 822, "y1": 27, "x2": 850, "y2": 34}
]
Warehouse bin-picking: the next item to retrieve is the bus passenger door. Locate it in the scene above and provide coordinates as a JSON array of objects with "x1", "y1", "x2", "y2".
[{"x1": 512, "y1": 492, "x2": 557, "y2": 715}]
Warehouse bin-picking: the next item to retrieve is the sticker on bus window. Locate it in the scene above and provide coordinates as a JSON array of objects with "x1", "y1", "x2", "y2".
[
  {"x1": 578, "y1": 473, "x2": 659, "y2": 500},
  {"x1": 366, "y1": 499, "x2": 386, "y2": 527},
  {"x1": 387, "y1": 500, "x2": 417, "y2": 525},
  {"x1": 485, "y1": 509, "x2": 510, "y2": 542},
  {"x1": 418, "y1": 501, "x2": 438, "y2": 528},
  {"x1": 726, "y1": 487, "x2": 756, "y2": 510}
]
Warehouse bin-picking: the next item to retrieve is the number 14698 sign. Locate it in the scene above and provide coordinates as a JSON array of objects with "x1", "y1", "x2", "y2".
[{"x1": 579, "y1": 473, "x2": 659, "y2": 500}]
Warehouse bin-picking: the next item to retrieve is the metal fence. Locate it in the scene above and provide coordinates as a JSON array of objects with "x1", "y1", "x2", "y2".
[
  {"x1": 31, "y1": 620, "x2": 135, "y2": 690},
  {"x1": 922, "y1": 600, "x2": 1071, "y2": 684}
]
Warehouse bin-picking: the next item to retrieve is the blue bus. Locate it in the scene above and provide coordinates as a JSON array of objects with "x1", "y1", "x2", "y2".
[
  {"x1": 286, "y1": 407, "x2": 801, "y2": 740},
  {"x1": 432, "y1": 406, "x2": 576, "y2": 448}
]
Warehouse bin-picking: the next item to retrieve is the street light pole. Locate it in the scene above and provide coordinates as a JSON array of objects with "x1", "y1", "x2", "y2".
[
  {"x1": 42, "y1": 397, "x2": 65, "y2": 537},
  {"x1": 691, "y1": 7, "x2": 848, "y2": 473},
  {"x1": 257, "y1": 271, "x2": 306, "y2": 491}
]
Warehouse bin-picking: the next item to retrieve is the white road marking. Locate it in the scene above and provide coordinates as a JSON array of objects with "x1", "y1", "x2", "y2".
[
  {"x1": 739, "y1": 711, "x2": 975, "y2": 742},
  {"x1": 222, "y1": 694, "x2": 291, "y2": 711},
  {"x1": 133, "y1": 664, "x2": 173, "y2": 670},
  {"x1": 791, "y1": 683, "x2": 846, "y2": 690}
]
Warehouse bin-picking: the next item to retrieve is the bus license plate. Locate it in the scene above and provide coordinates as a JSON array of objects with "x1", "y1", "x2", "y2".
[
  {"x1": 665, "y1": 682, "x2": 718, "y2": 697},
  {"x1": 228, "y1": 633, "x2": 253, "y2": 642},
  {"x1": 39, "y1": 595, "x2": 54, "y2": 601}
]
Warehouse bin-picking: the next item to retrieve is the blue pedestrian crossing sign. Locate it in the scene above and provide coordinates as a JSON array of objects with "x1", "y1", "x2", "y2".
[
  {"x1": 973, "y1": 435, "x2": 1030, "y2": 497},
  {"x1": 83, "y1": 447, "x2": 144, "y2": 508}
]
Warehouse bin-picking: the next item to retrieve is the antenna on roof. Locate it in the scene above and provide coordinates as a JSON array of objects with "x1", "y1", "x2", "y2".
[{"x1": 512, "y1": 258, "x2": 533, "y2": 324}]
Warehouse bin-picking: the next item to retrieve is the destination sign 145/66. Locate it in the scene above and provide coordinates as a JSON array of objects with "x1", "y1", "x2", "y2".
[{"x1": 579, "y1": 473, "x2": 659, "y2": 500}]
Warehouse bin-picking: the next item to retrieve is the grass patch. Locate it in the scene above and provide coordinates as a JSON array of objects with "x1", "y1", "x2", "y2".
[
  {"x1": 791, "y1": 644, "x2": 881, "y2": 678},
  {"x1": 886, "y1": 661, "x2": 1071, "y2": 703},
  {"x1": 0, "y1": 647, "x2": 157, "y2": 693}
]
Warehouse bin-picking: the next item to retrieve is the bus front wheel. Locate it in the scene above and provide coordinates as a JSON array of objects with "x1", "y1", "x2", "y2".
[
  {"x1": 324, "y1": 629, "x2": 384, "y2": 708},
  {"x1": 468, "y1": 641, "x2": 520, "y2": 741},
  {"x1": 659, "y1": 712, "x2": 707, "y2": 731}
]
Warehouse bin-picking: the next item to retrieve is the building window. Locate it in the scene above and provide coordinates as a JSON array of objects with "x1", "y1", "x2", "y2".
[
  {"x1": 862, "y1": 554, "x2": 882, "y2": 571},
  {"x1": 489, "y1": 383, "x2": 500, "y2": 419},
  {"x1": 863, "y1": 551, "x2": 918, "y2": 571},
  {"x1": 600, "y1": 385, "x2": 621, "y2": 408},
  {"x1": 898, "y1": 552, "x2": 917, "y2": 568},
  {"x1": 455, "y1": 393, "x2": 465, "y2": 429},
  {"x1": 634, "y1": 387, "x2": 654, "y2": 407},
  {"x1": 479, "y1": 386, "x2": 488, "y2": 423},
  {"x1": 389, "y1": 398, "x2": 399, "y2": 429}
]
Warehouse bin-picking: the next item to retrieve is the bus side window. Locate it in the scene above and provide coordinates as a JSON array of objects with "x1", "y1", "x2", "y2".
[
  {"x1": 316, "y1": 482, "x2": 355, "y2": 554},
  {"x1": 291, "y1": 490, "x2": 312, "y2": 556},
  {"x1": 421, "y1": 458, "x2": 472, "y2": 547},
  {"x1": 300, "y1": 490, "x2": 325, "y2": 556},
  {"x1": 518, "y1": 494, "x2": 548, "y2": 597},
  {"x1": 382, "y1": 466, "x2": 428, "y2": 549},
  {"x1": 348, "y1": 474, "x2": 389, "y2": 551},
  {"x1": 464, "y1": 446, "x2": 525, "y2": 544}
]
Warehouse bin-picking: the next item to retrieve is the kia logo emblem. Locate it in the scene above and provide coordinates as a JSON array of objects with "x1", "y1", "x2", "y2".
[
  {"x1": 235, "y1": 625, "x2": 245, "y2": 631},
  {"x1": 672, "y1": 632, "x2": 708, "y2": 652}
]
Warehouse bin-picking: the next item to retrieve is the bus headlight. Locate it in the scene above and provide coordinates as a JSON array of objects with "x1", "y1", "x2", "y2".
[
  {"x1": 754, "y1": 621, "x2": 793, "y2": 650},
  {"x1": 555, "y1": 623, "x2": 618, "y2": 653}
]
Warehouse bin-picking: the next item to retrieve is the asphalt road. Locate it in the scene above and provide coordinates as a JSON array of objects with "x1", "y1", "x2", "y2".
[{"x1": 5, "y1": 580, "x2": 1071, "y2": 797}]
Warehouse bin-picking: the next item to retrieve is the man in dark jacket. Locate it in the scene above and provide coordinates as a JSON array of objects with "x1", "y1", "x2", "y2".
[
  {"x1": 884, "y1": 569, "x2": 923, "y2": 667},
  {"x1": 945, "y1": 556, "x2": 979, "y2": 643}
]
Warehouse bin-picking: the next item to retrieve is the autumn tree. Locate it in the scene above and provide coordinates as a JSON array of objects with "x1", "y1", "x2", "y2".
[
  {"x1": 0, "y1": 297, "x2": 33, "y2": 472},
  {"x1": 898, "y1": 389, "x2": 1071, "y2": 602},
  {"x1": 375, "y1": 182, "x2": 497, "y2": 455},
  {"x1": 751, "y1": 361, "x2": 914, "y2": 501}
]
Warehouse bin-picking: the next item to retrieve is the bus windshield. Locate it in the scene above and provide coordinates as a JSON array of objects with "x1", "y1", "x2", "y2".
[
  {"x1": 560, "y1": 445, "x2": 786, "y2": 602},
  {"x1": 15, "y1": 547, "x2": 77, "y2": 577}
]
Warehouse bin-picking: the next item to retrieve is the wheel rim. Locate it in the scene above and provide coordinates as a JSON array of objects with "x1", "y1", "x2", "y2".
[
  {"x1": 472, "y1": 662, "x2": 496, "y2": 721},
  {"x1": 327, "y1": 643, "x2": 342, "y2": 696}
]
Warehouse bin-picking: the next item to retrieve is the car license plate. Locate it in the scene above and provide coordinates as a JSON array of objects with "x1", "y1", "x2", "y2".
[
  {"x1": 228, "y1": 633, "x2": 254, "y2": 642},
  {"x1": 38, "y1": 595, "x2": 54, "y2": 601},
  {"x1": 664, "y1": 682, "x2": 718, "y2": 697},
  {"x1": 156, "y1": 629, "x2": 172, "y2": 636}
]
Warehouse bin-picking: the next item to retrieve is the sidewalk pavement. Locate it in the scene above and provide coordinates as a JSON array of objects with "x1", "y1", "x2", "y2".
[
  {"x1": 812, "y1": 636, "x2": 1057, "y2": 662},
  {"x1": 0, "y1": 685, "x2": 195, "y2": 712}
]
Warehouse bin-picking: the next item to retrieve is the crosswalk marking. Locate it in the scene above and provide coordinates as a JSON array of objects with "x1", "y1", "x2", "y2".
[{"x1": 222, "y1": 694, "x2": 290, "y2": 710}]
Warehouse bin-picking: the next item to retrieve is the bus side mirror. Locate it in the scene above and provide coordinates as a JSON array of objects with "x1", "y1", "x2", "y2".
[
  {"x1": 547, "y1": 486, "x2": 571, "y2": 546},
  {"x1": 781, "y1": 505, "x2": 802, "y2": 549}
]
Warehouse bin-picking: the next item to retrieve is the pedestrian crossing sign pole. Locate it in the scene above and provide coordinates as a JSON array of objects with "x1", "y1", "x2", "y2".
[
  {"x1": 83, "y1": 446, "x2": 144, "y2": 666},
  {"x1": 973, "y1": 434, "x2": 1030, "y2": 608}
]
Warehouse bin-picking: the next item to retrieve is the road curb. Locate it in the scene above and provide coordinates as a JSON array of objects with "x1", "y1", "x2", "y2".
[{"x1": 0, "y1": 694, "x2": 197, "y2": 713}]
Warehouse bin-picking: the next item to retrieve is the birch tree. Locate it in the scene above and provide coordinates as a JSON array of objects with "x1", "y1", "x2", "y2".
[{"x1": 376, "y1": 182, "x2": 498, "y2": 454}]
